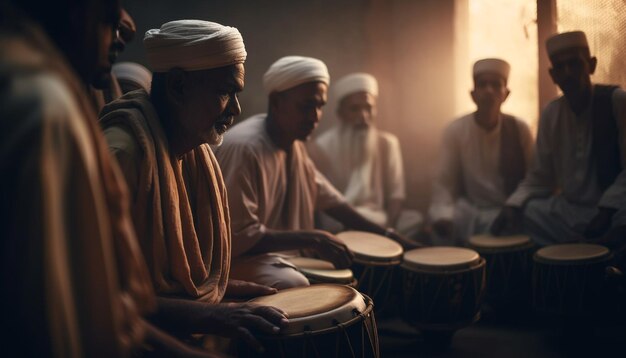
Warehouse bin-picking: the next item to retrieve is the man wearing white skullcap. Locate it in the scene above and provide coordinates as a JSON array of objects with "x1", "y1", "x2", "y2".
[
  {"x1": 310, "y1": 73, "x2": 424, "y2": 239},
  {"x1": 100, "y1": 20, "x2": 287, "y2": 352},
  {"x1": 112, "y1": 61, "x2": 152, "y2": 94},
  {"x1": 429, "y1": 58, "x2": 533, "y2": 245},
  {"x1": 493, "y1": 31, "x2": 626, "y2": 250},
  {"x1": 216, "y1": 57, "x2": 418, "y2": 289}
]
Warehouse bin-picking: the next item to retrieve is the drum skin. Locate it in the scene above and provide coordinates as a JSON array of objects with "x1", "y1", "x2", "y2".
[
  {"x1": 401, "y1": 250, "x2": 486, "y2": 330},
  {"x1": 235, "y1": 284, "x2": 379, "y2": 358}
]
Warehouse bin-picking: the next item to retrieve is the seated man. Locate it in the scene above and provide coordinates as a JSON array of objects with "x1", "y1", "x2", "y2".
[
  {"x1": 310, "y1": 73, "x2": 423, "y2": 238},
  {"x1": 216, "y1": 56, "x2": 415, "y2": 290},
  {"x1": 429, "y1": 58, "x2": 533, "y2": 245},
  {"x1": 493, "y1": 31, "x2": 626, "y2": 247},
  {"x1": 100, "y1": 20, "x2": 286, "y2": 352}
]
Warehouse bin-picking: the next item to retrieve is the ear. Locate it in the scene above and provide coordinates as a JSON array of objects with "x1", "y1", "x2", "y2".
[
  {"x1": 165, "y1": 68, "x2": 186, "y2": 107},
  {"x1": 503, "y1": 88, "x2": 511, "y2": 102},
  {"x1": 470, "y1": 89, "x2": 478, "y2": 105},
  {"x1": 548, "y1": 67, "x2": 557, "y2": 84},
  {"x1": 588, "y1": 56, "x2": 598, "y2": 75}
]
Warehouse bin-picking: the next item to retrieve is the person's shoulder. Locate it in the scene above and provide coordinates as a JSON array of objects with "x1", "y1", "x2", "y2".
[
  {"x1": 222, "y1": 115, "x2": 265, "y2": 146},
  {"x1": 503, "y1": 113, "x2": 531, "y2": 130},
  {"x1": 443, "y1": 113, "x2": 472, "y2": 137},
  {"x1": 376, "y1": 128, "x2": 401, "y2": 146}
]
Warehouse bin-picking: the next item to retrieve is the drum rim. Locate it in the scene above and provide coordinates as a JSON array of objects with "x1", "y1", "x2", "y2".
[
  {"x1": 468, "y1": 234, "x2": 533, "y2": 251},
  {"x1": 286, "y1": 256, "x2": 355, "y2": 284},
  {"x1": 534, "y1": 243, "x2": 612, "y2": 265},
  {"x1": 401, "y1": 246, "x2": 482, "y2": 272},
  {"x1": 248, "y1": 284, "x2": 368, "y2": 335},
  {"x1": 401, "y1": 257, "x2": 486, "y2": 275},
  {"x1": 337, "y1": 230, "x2": 404, "y2": 262}
]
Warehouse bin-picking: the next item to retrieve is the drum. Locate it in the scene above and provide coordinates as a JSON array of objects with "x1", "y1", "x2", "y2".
[
  {"x1": 235, "y1": 284, "x2": 379, "y2": 358},
  {"x1": 336, "y1": 231, "x2": 404, "y2": 311},
  {"x1": 468, "y1": 234, "x2": 534, "y2": 311},
  {"x1": 286, "y1": 256, "x2": 357, "y2": 287},
  {"x1": 401, "y1": 247, "x2": 486, "y2": 332},
  {"x1": 533, "y1": 243, "x2": 613, "y2": 317}
]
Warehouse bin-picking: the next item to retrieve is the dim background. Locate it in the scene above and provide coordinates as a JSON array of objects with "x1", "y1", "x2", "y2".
[{"x1": 119, "y1": 0, "x2": 626, "y2": 214}]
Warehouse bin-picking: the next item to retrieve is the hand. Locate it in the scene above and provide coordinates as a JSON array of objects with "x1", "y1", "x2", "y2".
[
  {"x1": 309, "y1": 230, "x2": 354, "y2": 269},
  {"x1": 584, "y1": 207, "x2": 617, "y2": 239},
  {"x1": 225, "y1": 279, "x2": 277, "y2": 299},
  {"x1": 384, "y1": 229, "x2": 424, "y2": 250},
  {"x1": 490, "y1": 206, "x2": 523, "y2": 236},
  {"x1": 203, "y1": 303, "x2": 289, "y2": 353},
  {"x1": 432, "y1": 219, "x2": 454, "y2": 239}
]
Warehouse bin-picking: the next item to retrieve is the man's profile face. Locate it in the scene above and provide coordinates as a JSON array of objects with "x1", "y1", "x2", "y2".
[
  {"x1": 548, "y1": 48, "x2": 596, "y2": 94},
  {"x1": 470, "y1": 72, "x2": 509, "y2": 109},
  {"x1": 337, "y1": 91, "x2": 377, "y2": 129},
  {"x1": 179, "y1": 63, "x2": 244, "y2": 146},
  {"x1": 273, "y1": 81, "x2": 328, "y2": 142}
]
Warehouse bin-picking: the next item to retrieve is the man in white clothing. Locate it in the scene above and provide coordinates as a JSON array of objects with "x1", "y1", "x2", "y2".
[
  {"x1": 311, "y1": 73, "x2": 423, "y2": 238},
  {"x1": 492, "y1": 31, "x2": 626, "y2": 248},
  {"x1": 429, "y1": 58, "x2": 533, "y2": 245}
]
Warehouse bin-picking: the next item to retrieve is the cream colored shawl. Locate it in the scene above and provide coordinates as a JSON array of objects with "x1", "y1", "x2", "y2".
[{"x1": 100, "y1": 91, "x2": 231, "y2": 303}]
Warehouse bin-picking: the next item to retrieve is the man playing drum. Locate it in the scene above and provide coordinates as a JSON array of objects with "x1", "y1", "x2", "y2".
[{"x1": 492, "y1": 31, "x2": 626, "y2": 248}]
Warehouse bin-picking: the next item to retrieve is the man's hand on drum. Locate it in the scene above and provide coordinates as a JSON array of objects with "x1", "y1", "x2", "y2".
[
  {"x1": 385, "y1": 228, "x2": 423, "y2": 250},
  {"x1": 491, "y1": 205, "x2": 524, "y2": 236},
  {"x1": 583, "y1": 207, "x2": 617, "y2": 240},
  {"x1": 309, "y1": 230, "x2": 354, "y2": 269},
  {"x1": 225, "y1": 279, "x2": 277, "y2": 299},
  {"x1": 204, "y1": 302, "x2": 289, "y2": 353}
]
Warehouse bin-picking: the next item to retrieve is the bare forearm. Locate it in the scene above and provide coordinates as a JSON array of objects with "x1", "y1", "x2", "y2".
[
  {"x1": 325, "y1": 203, "x2": 386, "y2": 235},
  {"x1": 386, "y1": 199, "x2": 403, "y2": 228},
  {"x1": 149, "y1": 297, "x2": 215, "y2": 335}
]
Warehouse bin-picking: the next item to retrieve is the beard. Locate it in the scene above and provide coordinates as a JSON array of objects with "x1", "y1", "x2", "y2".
[
  {"x1": 203, "y1": 126, "x2": 224, "y2": 146},
  {"x1": 338, "y1": 121, "x2": 377, "y2": 169}
]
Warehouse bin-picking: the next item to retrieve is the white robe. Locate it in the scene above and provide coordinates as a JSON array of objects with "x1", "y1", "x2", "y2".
[
  {"x1": 312, "y1": 122, "x2": 422, "y2": 235},
  {"x1": 429, "y1": 113, "x2": 533, "y2": 244},
  {"x1": 506, "y1": 87, "x2": 626, "y2": 245},
  {"x1": 215, "y1": 114, "x2": 346, "y2": 288}
]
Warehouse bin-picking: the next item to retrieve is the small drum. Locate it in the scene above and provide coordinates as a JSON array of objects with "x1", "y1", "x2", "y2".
[
  {"x1": 533, "y1": 243, "x2": 613, "y2": 317},
  {"x1": 336, "y1": 231, "x2": 404, "y2": 311},
  {"x1": 286, "y1": 256, "x2": 357, "y2": 287},
  {"x1": 235, "y1": 284, "x2": 379, "y2": 358},
  {"x1": 401, "y1": 247, "x2": 486, "y2": 332},
  {"x1": 468, "y1": 234, "x2": 534, "y2": 311}
]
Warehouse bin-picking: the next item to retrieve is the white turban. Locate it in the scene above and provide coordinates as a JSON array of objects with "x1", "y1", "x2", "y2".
[
  {"x1": 546, "y1": 31, "x2": 589, "y2": 57},
  {"x1": 333, "y1": 73, "x2": 378, "y2": 102},
  {"x1": 473, "y1": 58, "x2": 510, "y2": 81},
  {"x1": 112, "y1": 62, "x2": 152, "y2": 92},
  {"x1": 263, "y1": 56, "x2": 330, "y2": 94},
  {"x1": 144, "y1": 20, "x2": 247, "y2": 73}
]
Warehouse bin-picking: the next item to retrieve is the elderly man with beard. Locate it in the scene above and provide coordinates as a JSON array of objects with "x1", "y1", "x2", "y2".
[
  {"x1": 492, "y1": 32, "x2": 626, "y2": 249},
  {"x1": 428, "y1": 58, "x2": 533, "y2": 245},
  {"x1": 311, "y1": 73, "x2": 423, "y2": 239},
  {"x1": 100, "y1": 20, "x2": 287, "y2": 353},
  {"x1": 216, "y1": 57, "x2": 416, "y2": 290}
]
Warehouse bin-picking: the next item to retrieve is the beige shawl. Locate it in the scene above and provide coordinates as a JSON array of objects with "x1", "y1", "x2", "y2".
[{"x1": 100, "y1": 91, "x2": 231, "y2": 303}]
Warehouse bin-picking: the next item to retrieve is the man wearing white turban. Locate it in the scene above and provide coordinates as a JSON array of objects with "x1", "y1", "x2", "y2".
[
  {"x1": 216, "y1": 56, "x2": 417, "y2": 289},
  {"x1": 429, "y1": 58, "x2": 534, "y2": 245},
  {"x1": 493, "y1": 31, "x2": 626, "y2": 249},
  {"x1": 100, "y1": 20, "x2": 287, "y2": 352},
  {"x1": 310, "y1": 73, "x2": 423, "y2": 238}
]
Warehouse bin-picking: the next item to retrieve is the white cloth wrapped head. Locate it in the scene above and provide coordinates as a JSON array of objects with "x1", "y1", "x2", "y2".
[
  {"x1": 333, "y1": 73, "x2": 378, "y2": 102},
  {"x1": 263, "y1": 56, "x2": 330, "y2": 94},
  {"x1": 473, "y1": 58, "x2": 510, "y2": 81},
  {"x1": 546, "y1": 31, "x2": 589, "y2": 57},
  {"x1": 144, "y1": 19, "x2": 247, "y2": 73},
  {"x1": 112, "y1": 62, "x2": 152, "y2": 92}
]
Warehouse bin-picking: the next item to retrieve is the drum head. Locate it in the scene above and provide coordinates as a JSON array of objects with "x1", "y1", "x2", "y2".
[
  {"x1": 286, "y1": 257, "x2": 354, "y2": 284},
  {"x1": 337, "y1": 231, "x2": 403, "y2": 263},
  {"x1": 402, "y1": 246, "x2": 480, "y2": 272},
  {"x1": 469, "y1": 234, "x2": 531, "y2": 249},
  {"x1": 535, "y1": 243, "x2": 610, "y2": 264},
  {"x1": 249, "y1": 284, "x2": 366, "y2": 335}
]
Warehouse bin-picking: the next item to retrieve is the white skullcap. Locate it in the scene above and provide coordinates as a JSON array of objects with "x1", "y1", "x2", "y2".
[
  {"x1": 144, "y1": 19, "x2": 247, "y2": 73},
  {"x1": 546, "y1": 31, "x2": 589, "y2": 57},
  {"x1": 112, "y1": 62, "x2": 152, "y2": 92},
  {"x1": 473, "y1": 58, "x2": 510, "y2": 80},
  {"x1": 333, "y1": 73, "x2": 379, "y2": 102},
  {"x1": 263, "y1": 56, "x2": 330, "y2": 94}
]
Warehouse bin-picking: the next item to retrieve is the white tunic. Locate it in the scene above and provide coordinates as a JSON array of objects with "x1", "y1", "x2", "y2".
[
  {"x1": 506, "y1": 87, "x2": 626, "y2": 244},
  {"x1": 429, "y1": 113, "x2": 533, "y2": 243}
]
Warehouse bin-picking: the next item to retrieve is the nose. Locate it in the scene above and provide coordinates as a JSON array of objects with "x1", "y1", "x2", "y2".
[{"x1": 229, "y1": 94, "x2": 241, "y2": 116}]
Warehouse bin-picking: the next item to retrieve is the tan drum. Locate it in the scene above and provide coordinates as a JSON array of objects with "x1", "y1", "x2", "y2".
[
  {"x1": 468, "y1": 234, "x2": 534, "y2": 312},
  {"x1": 401, "y1": 246, "x2": 486, "y2": 341},
  {"x1": 235, "y1": 284, "x2": 379, "y2": 358},
  {"x1": 533, "y1": 243, "x2": 613, "y2": 317},
  {"x1": 336, "y1": 231, "x2": 404, "y2": 311},
  {"x1": 286, "y1": 256, "x2": 357, "y2": 287}
]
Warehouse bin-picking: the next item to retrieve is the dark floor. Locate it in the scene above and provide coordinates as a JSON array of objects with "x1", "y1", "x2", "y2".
[{"x1": 376, "y1": 308, "x2": 626, "y2": 358}]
